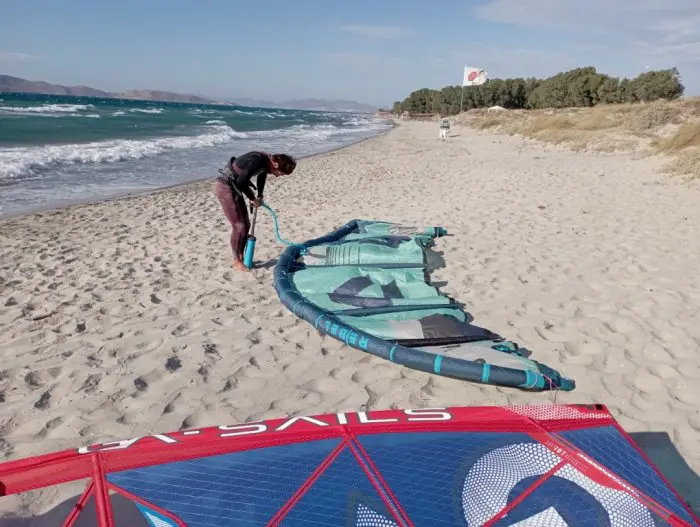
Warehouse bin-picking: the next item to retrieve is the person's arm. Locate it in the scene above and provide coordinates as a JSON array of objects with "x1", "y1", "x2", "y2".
[
  {"x1": 234, "y1": 172, "x2": 257, "y2": 201},
  {"x1": 256, "y1": 173, "x2": 267, "y2": 199},
  {"x1": 241, "y1": 182, "x2": 256, "y2": 202},
  {"x1": 233, "y1": 153, "x2": 268, "y2": 202}
]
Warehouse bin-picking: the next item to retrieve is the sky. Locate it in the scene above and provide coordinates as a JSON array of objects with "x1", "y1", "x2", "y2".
[{"x1": 2, "y1": 0, "x2": 700, "y2": 107}]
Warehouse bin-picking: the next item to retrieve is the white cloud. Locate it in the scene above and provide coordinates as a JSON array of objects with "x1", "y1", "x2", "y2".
[
  {"x1": 0, "y1": 51, "x2": 39, "y2": 61},
  {"x1": 473, "y1": 0, "x2": 700, "y2": 65},
  {"x1": 340, "y1": 25, "x2": 413, "y2": 39}
]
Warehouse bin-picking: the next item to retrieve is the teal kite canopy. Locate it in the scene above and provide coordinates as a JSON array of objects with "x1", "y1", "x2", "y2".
[{"x1": 273, "y1": 219, "x2": 575, "y2": 391}]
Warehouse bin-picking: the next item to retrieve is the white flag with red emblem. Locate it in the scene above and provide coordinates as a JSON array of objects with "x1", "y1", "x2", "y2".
[{"x1": 463, "y1": 66, "x2": 487, "y2": 86}]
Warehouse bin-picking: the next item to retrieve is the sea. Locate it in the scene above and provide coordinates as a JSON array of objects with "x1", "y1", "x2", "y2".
[{"x1": 0, "y1": 93, "x2": 393, "y2": 217}]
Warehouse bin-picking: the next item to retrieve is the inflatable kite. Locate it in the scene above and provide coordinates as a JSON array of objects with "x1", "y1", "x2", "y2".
[{"x1": 273, "y1": 219, "x2": 575, "y2": 391}]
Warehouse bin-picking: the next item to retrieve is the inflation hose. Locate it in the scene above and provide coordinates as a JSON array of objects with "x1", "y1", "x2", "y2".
[{"x1": 259, "y1": 203, "x2": 306, "y2": 250}]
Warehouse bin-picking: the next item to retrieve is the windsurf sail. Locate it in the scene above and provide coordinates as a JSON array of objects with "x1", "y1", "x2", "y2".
[
  {"x1": 273, "y1": 219, "x2": 575, "y2": 391},
  {"x1": 0, "y1": 405, "x2": 697, "y2": 526}
]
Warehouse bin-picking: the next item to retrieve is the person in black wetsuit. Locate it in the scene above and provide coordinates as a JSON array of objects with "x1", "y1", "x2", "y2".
[{"x1": 214, "y1": 151, "x2": 297, "y2": 271}]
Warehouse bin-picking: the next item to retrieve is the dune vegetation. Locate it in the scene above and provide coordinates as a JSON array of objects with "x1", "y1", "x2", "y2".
[
  {"x1": 457, "y1": 98, "x2": 700, "y2": 179},
  {"x1": 390, "y1": 67, "x2": 699, "y2": 179}
]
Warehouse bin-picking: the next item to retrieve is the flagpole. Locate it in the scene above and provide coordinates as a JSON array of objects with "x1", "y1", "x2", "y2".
[{"x1": 460, "y1": 66, "x2": 464, "y2": 113}]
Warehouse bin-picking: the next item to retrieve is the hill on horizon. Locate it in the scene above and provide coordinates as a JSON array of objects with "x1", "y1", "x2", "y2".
[
  {"x1": 227, "y1": 97, "x2": 378, "y2": 113},
  {"x1": 0, "y1": 74, "x2": 225, "y2": 105},
  {"x1": 0, "y1": 74, "x2": 378, "y2": 113}
]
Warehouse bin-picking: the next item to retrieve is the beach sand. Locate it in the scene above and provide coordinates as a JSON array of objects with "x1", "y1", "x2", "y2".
[{"x1": 1, "y1": 120, "x2": 699, "y2": 522}]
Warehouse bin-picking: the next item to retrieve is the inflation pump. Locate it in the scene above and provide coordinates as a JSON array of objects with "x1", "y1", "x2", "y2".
[{"x1": 243, "y1": 204, "x2": 258, "y2": 269}]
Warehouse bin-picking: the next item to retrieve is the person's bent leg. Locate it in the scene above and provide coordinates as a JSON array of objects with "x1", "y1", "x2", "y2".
[
  {"x1": 236, "y1": 196, "x2": 251, "y2": 259},
  {"x1": 230, "y1": 193, "x2": 251, "y2": 271},
  {"x1": 231, "y1": 221, "x2": 248, "y2": 271},
  {"x1": 214, "y1": 182, "x2": 249, "y2": 270}
]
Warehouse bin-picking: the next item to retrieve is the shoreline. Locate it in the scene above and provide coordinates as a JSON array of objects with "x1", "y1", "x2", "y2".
[
  {"x1": 0, "y1": 121, "x2": 396, "y2": 221},
  {"x1": 1, "y1": 119, "x2": 698, "y2": 519}
]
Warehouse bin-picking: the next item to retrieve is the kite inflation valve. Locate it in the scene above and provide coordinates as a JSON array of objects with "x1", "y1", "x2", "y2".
[{"x1": 243, "y1": 205, "x2": 258, "y2": 269}]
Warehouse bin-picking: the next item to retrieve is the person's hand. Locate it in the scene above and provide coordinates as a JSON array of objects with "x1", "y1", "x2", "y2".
[{"x1": 253, "y1": 197, "x2": 263, "y2": 208}]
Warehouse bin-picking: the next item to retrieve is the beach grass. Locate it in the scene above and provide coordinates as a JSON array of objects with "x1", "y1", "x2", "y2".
[{"x1": 458, "y1": 98, "x2": 700, "y2": 178}]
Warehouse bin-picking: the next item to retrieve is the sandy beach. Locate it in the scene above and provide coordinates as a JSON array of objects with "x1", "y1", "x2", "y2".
[{"x1": 1, "y1": 120, "x2": 699, "y2": 521}]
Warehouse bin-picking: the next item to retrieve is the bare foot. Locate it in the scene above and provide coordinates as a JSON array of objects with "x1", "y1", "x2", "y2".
[{"x1": 232, "y1": 259, "x2": 250, "y2": 272}]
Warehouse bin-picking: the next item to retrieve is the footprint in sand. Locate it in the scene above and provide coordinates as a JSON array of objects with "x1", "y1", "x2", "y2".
[
  {"x1": 25, "y1": 370, "x2": 49, "y2": 388},
  {"x1": 633, "y1": 373, "x2": 666, "y2": 393},
  {"x1": 34, "y1": 390, "x2": 51, "y2": 409},
  {"x1": 170, "y1": 322, "x2": 189, "y2": 337},
  {"x1": 179, "y1": 413, "x2": 205, "y2": 431},
  {"x1": 4, "y1": 296, "x2": 18, "y2": 307},
  {"x1": 131, "y1": 370, "x2": 163, "y2": 393},
  {"x1": 301, "y1": 378, "x2": 338, "y2": 395},
  {"x1": 648, "y1": 363, "x2": 681, "y2": 380},
  {"x1": 642, "y1": 345, "x2": 675, "y2": 364},
  {"x1": 611, "y1": 317, "x2": 637, "y2": 333},
  {"x1": 165, "y1": 356, "x2": 182, "y2": 372},
  {"x1": 689, "y1": 413, "x2": 700, "y2": 432},
  {"x1": 220, "y1": 377, "x2": 236, "y2": 392},
  {"x1": 202, "y1": 341, "x2": 221, "y2": 359},
  {"x1": 133, "y1": 377, "x2": 149, "y2": 392},
  {"x1": 161, "y1": 393, "x2": 182, "y2": 415},
  {"x1": 80, "y1": 374, "x2": 101, "y2": 393},
  {"x1": 41, "y1": 416, "x2": 64, "y2": 436},
  {"x1": 565, "y1": 340, "x2": 603, "y2": 356},
  {"x1": 668, "y1": 384, "x2": 697, "y2": 406},
  {"x1": 230, "y1": 366, "x2": 269, "y2": 390}
]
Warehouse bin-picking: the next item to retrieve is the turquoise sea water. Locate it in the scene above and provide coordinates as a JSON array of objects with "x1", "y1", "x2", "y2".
[{"x1": 0, "y1": 93, "x2": 392, "y2": 216}]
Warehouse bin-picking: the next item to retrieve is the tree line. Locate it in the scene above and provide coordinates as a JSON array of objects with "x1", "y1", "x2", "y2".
[{"x1": 389, "y1": 67, "x2": 684, "y2": 116}]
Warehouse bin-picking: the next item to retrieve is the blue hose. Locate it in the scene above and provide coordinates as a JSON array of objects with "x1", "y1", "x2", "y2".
[{"x1": 260, "y1": 204, "x2": 305, "y2": 249}]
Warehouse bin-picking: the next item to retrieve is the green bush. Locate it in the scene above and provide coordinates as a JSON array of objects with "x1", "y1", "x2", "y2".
[{"x1": 391, "y1": 67, "x2": 684, "y2": 115}]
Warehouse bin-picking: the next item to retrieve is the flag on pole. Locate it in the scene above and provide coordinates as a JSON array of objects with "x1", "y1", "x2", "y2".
[{"x1": 463, "y1": 66, "x2": 487, "y2": 86}]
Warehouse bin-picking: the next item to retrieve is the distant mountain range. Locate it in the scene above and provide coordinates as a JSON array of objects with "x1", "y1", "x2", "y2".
[
  {"x1": 0, "y1": 75, "x2": 224, "y2": 104},
  {"x1": 227, "y1": 97, "x2": 378, "y2": 113},
  {"x1": 0, "y1": 74, "x2": 378, "y2": 113}
]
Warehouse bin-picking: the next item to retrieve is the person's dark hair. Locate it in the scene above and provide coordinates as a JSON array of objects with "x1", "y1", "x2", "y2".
[{"x1": 272, "y1": 153, "x2": 297, "y2": 175}]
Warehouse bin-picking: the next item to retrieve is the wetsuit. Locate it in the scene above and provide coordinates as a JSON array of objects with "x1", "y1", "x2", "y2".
[
  {"x1": 217, "y1": 151, "x2": 269, "y2": 201},
  {"x1": 214, "y1": 151, "x2": 271, "y2": 260}
]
